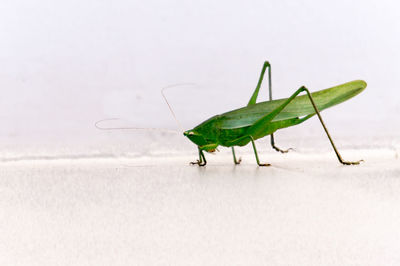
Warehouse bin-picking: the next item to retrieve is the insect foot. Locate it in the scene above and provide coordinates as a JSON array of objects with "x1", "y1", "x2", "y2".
[
  {"x1": 258, "y1": 163, "x2": 271, "y2": 167},
  {"x1": 190, "y1": 160, "x2": 206, "y2": 167},
  {"x1": 272, "y1": 146, "x2": 294, "y2": 153},
  {"x1": 341, "y1": 159, "x2": 364, "y2": 165},
  {"x1": 234, "y1": 157, "x2": 242, "y2": 165}
]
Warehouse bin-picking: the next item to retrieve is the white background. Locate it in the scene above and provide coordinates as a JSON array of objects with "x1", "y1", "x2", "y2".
[
  {"x1": 1, "y1": 1, "x2": 400, "y2": 266},
  {"x1": 0, "y1": 0, "x2": 399, "y2": 155}
]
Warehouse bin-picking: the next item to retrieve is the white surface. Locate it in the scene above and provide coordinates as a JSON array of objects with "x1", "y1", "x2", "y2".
[
  {"x1": 1, "y1": 150, "x2": 399, "y2": 266},
  {"x1": 0, "y1": 0, "x2": 399, "y2": 148}
]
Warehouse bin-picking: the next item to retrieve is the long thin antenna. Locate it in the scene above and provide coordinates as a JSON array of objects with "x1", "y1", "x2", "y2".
[
  {"x1": 161, "y1": 83, "x2": 195, "y2": 133},
  {"x1": 95, "y1": 118, "x2": 179, "y2": 133}
]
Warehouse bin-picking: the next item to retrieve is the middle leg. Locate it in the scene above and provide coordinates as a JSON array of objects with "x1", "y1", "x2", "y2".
[
  {"x1": 231, "y1": 147, "x2": 242, "y2": 165},
  {"x1": 250, "y1": 136, "x2": 270, "y2": 167},
  {"x1": 226, "y1": 135, "x2": 270, "y2": 166}
]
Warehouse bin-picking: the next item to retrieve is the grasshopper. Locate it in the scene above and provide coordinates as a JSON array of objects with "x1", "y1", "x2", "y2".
[{"x1": 183, "y1": 61, "x2": 367, "y2": 166}]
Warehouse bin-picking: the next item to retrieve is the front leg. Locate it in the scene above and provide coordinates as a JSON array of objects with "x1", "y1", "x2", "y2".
[{"x1": 190, "y1": 147, "x2": 207, "y2": 166}]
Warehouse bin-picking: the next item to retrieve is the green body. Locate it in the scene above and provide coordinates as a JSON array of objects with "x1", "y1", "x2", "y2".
[
  {"x1": 184, "y1": 80, "x2": 366, "y2": 151},
  {"x1": 183, "y1": 61, "x2": 366, "y2": 166}
]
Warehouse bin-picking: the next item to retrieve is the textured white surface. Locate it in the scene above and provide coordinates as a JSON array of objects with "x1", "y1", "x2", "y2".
[{"x1": 0, "y1": 150, "x2": 399, "y2": 266}]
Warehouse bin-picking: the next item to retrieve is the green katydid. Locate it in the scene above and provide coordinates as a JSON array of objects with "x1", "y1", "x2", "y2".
[{"x1": 183, "y1": 61, "x2": 367, "y2": 166}]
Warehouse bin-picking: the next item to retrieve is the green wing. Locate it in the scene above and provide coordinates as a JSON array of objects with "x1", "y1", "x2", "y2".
[{"x1": 218, "y1": 80, "x2": 367, "y2": 129}]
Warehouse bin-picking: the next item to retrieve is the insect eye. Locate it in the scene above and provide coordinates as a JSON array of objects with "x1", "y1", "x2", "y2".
[{"x1": 188, "y1": 131, "x2": 194, "y2": 135}]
